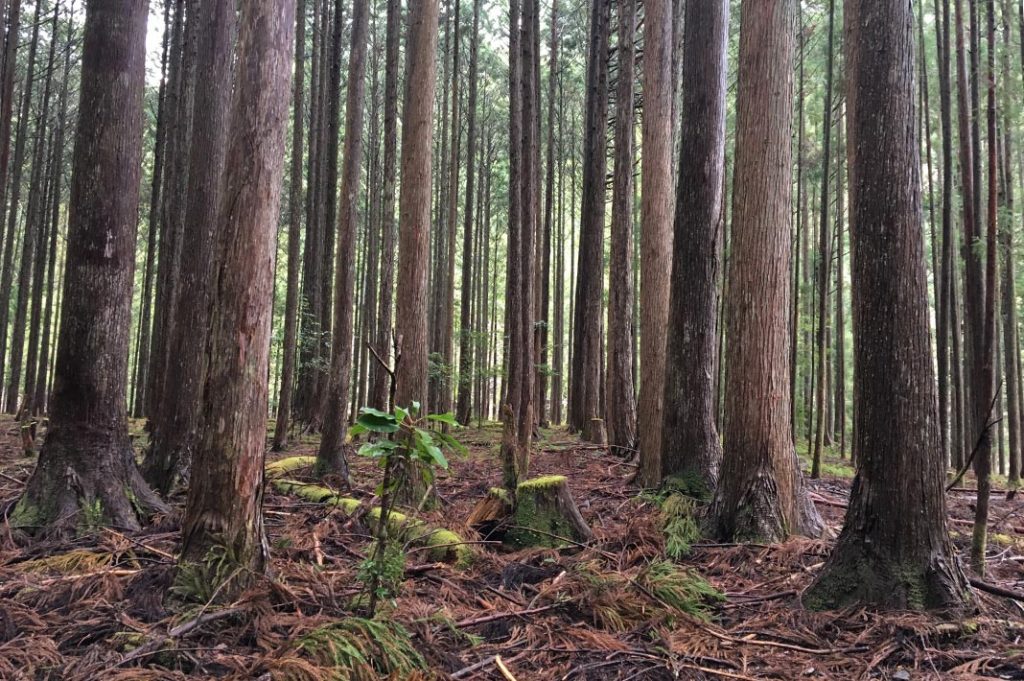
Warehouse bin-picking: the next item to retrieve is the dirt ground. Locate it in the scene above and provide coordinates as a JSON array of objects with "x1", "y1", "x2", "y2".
[{"x1": 0, "y1": 415, "x2": 1022, "y2": 680}]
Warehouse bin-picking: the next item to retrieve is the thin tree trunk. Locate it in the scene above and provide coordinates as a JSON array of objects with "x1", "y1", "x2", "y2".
[{"x1": 318, "y1": 0, "x2": 370, "y2": 478}]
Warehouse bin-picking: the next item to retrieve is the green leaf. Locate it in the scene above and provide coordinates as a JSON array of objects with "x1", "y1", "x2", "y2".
[
  {"x1": 357, "y1": 408, "x2": 400, "y2": 434},
  {"x1": 348, "y1": 423, "x2": 369, "y2": 437},
  {"x1": 426, "y1": 412, "x2": 458, "y2": 426},
  {"x1": 358, "y1": 440, "x2": 400, "y2": 458}
]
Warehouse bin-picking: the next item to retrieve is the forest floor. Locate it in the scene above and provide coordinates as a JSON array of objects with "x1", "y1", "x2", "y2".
[{"x1": 0, "y1": 416, "x2": 1022, "y2": 680}]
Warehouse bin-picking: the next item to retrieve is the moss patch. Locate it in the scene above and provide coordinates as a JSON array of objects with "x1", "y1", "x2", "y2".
[
  {"x1": 518, "y1": 475, "x2": 567, "y2": 490},
  {"x1": 270, "y1": 479, "x2": 471, "y2": 564},
  {"x1": 265, "y1": 456, "x2": 316, "y2": 479}
]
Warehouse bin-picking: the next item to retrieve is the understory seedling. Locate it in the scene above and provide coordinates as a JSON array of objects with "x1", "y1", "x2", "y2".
[{"x1": 350, "y1": 403, "x2": 465, "y2": 615}]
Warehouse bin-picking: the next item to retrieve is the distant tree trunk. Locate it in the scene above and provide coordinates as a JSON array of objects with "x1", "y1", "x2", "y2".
[
  {"x1": 518, "y1": 0, "x2": 538, "y2": 452},
  {"x1": 13, "y1": 0, "x2": 166, "y2": 534},
  {"x1": 145, "y1": 0, "x2": 236, "y2": 494},
  {"x1": 605, "y1": 0, "x2": 637, "y2": 454},
  {"x1": 658, "y1": 0, "x2": 728, "y2": 493},
  {"x1": 811, "y1": 0, "x2": 836, "y2": 478},
  {"x1": 570, "y1": 0, "x2": 609, "y2": 442},
  {"x1": 0, "y1": 0, "x2": 21, "y2": 326},
  {"x1": 0, "y1": 0, "x2": 42, "y2": 411},
  {"x1": 318, "y1": 0, "x2": 370, "y2": 479},
  {"x1": 181, "y1": 0, "x2": 294, "y2": 583},
  {"x1": 1001, "y1": 0, "x2": 1021, "y2": 486},
  {"x1": 834, "y1": 115, "x2": 847, "y2": 458},
  {"x1": 273, "y1": 0, "x2": 307, "y2": 451},
  {"x1": 971, "y1": 0, "x2": 999, "y2": 575},
  {"x1": 636, "y1": 0, "x2": 673, "y2": 485},
  {"x1": 710, "y1": 0, "x2": 823, "y2": 543},
  {"x1": 551, "y1": 78, "x2": 565, "y2": 426},
  {"x1": 934, "y1": 0, "x2": 954, "y2": 467},
  {"x1": 455, "y1": 0, "x2": 482, "y2": 425},
  {"x1": 805, "y1": 0, "x2": 972, "y2": 610}
]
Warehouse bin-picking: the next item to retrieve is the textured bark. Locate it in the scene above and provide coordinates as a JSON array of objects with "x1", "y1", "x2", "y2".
[
  {"x1": 605, "y1": 0, "x2": 637, "y2": 454},
  {"x1": 0, "y1": 0, "x2": 20, "y2": 323},
  {"x1": 393, "y1": 0, "x2": 439, "y2": 496},
  {"x1": 570, "y1": 0, "x2": 609, "y2": 441},
  {"x1": 455, "y1": 0, "x2": 482, "y2": 425},
  {"x1": 318, "y1": 0, "x2": 370, "y2": 479},
  {"x1": 934, "y1": 0, "x2": 953, "y2": 467},
  {"x1": 659, "y1": 0, "x2": 728, "y2": 494},
  {"x1": 14, "y1": 0, "x2": 166, "y2": 535},
  {"x1": 181, "y1": 0, "x2": 294, "y2": 580},
  {"x1": 501, "y1": 0, "x2": 524, "y2": 490},
  {"x1": 710, "y1": 0, "x2": 822, "y2": 543},
  {"x1": 144, "y1": 0, "x2": 235, "y2": 494},
  {"x1": 805, "y1": 0, "x2": 971, "y2": 610},
  {"x1": 273, "y1": 0, "x2": 307, "y2": 451},
  {"x1": 518, "y1": 0, "x2": 538, "y2": 455},
  {"x1": 636, "y1": 0, "x2": 674, "y2": 485}
]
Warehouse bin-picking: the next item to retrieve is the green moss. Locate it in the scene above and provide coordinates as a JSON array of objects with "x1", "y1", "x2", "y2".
[
  {"x1": 9, "y1": 496, "x2": 43, "y2": 529},
  {"x1": 518, "y1": 475, "x2": 567, "y2": 490},
  {"x1": 804, "y1": 558, "x2": 931, "y2": 611},
  {"x1": 489, "y1": 487, "x2": 511, "y2": 503},
  {"x1": 663, "y1": 470, "x2": 711, "y2": 501},
  {"x1": 265, "y1": 456, "x2": 316, "y2": 479},
  {"x1": 78, "y1": 499, "x2": 105, "y2": 533},
  {"x1": 271, "y1": 479, "x2": 470, "y2": 563}
]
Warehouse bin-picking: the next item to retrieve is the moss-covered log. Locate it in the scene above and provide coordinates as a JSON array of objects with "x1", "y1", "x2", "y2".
[{"x1": 271, "y1": 478, "x2": 471, "y2": 564}]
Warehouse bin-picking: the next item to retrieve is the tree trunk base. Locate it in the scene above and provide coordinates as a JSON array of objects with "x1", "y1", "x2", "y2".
[
  {"x1": 582, "y1": 418, "x2": 607, "y2": 445},
  {"x1": 11, "y1": 426, "x2": 168, "y2": 536},
  {"x1": 469, "y1": 476, "x2": 593, "y2": 549},
  {"x1": 803, "y1": 539, "x2": 972, "y2": 612}
]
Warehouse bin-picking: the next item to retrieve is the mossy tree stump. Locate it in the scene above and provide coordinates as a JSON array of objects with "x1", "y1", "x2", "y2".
[{"x1": 469, "y1": 476, "x2": 593, "y2": 549}]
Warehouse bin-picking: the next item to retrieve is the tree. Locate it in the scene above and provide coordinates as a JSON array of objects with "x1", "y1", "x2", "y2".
[
  {"x1": 12, "y1": 0, "x2": 166, "y2": 534},
  {"x1": 393, "y1": 0, "x2": 440, "y2": 498},
  {"x1": 145, "y1": 0, "x2": 236, "y2": 493},
  {"x1": 273, "y1": 0, "x2": 308, "y2": 452},
  {"x1": 605, "y1": 0, "x2": 637, "y2": 453},
  {"x1": 805, "y1": 0, "x2": 971, "y2": 609},
  {"x1": 636, "y1": 0, "x2": 674, "y2": 485},
  {"x1": 181, "y1": 0, "x2": 294, "y2": 579},
  {"x1": 318, "y1": 0, "x2": 371, "y2": 478},
  {"x1": 658, "y1": 0, "x2": 729, "y2": 494},
  {"x1": 709, "y1": 0, "x2": 823, "y2": 543},
  {"x1": 455, "y1": 0, "x2": 482, "y2": 425},
  {"x1": 570, "y1": 0, "x2": 610, "y2": 443}
]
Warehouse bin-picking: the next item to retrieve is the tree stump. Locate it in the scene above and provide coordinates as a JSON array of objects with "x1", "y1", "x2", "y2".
[{"x1": 469, "y1": 476, "x2": 593, "y2": 549}]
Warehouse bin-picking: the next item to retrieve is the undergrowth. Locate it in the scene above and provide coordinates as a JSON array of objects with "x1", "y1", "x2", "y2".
[{"x1": 290, "y1": 617, "x2": 426, "y2": 680}]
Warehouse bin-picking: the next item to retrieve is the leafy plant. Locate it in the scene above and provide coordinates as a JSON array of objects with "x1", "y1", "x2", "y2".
[{"x1": 349, "y1": 402, "x2": 465, "y2": 615}]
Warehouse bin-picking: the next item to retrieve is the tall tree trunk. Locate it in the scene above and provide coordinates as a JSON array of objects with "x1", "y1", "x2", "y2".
[
  {"x1": 518, "y1": 0, "x2": 538, "y2": 453},
  {"x1": 971, "y1": 0, "x2": 999, "y2": 575},
  {"x1": 812, "y1": 0, "x2": 837, "y2": 478},
  {"x1": 936, "y1": 0, "x2": 954, "y2": 467},
  {"x1": 805, "y1": 0, "x2": 972, "y2": 610},
  {"x1": 455, "y1": 0, "x2": 482, "y2": 425},
  {"x1": 144, "y1": 0, "x2": 236, "y2": 493},
  {"x1": 0, "y1": 0, "x2": 21, "y2": 319},
  {"x1": 659, "y1": 0, "x2": 728, "y2": 494},
  {"x1": 710, "y1": 0, "x2": 823, "y2": 543},
  {"x1": 13, "y1": 0, "x2": 166, "y2": 534},
  {"x1": 181, "y1": 0, "x2": 294, "y2": 587},
  {"x1": 273, "y1": 0, "x2": 307, "y2": 451},
  {"x1": 606, "y1": 0, "x2": 637, "y2": 454},
  {"x1": 636, "y1": 0, "x2": 674, "y2": 484},
  {"x1": 318, "y1": 0, "x2": 370, "y2": 478},
  {"x1": 570, "y1": 0, "x2": 609, "y2": 443}
]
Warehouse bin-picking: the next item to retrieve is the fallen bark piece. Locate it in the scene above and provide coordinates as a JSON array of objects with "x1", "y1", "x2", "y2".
[{"x1": 270, "y1": 478, "x2": 472, "y2": 564}]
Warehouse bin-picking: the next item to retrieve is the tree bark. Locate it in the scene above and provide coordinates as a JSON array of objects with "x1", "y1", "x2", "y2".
[
  {"x1": 659, "y1": 0, "x2": 728, "y2": 494},
  {"x1": 13, "y1": 0, "x2": 166, "y2": 535},
  {"x1": 605, "y1": 0, "x2": 637, "y2": 454},
  {"x1": 318, "y1": 0, "x2": 370, "y2": 478},
  {"x1": 805, "y1": 0, "x2": 971, "y2": 610},
  {"x1": 709, "y1": 0, "x2": 823, "y2": 543},
  {"x1": 181, "y1": 0, "x2": 294, "y2": 584}
]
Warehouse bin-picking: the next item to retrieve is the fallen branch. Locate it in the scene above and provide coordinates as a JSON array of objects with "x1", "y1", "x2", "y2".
[
  {"x1": 118, "y1": 606, "x2": 246, "y2": 666},
  {"x1": 454, "y1": 604, "x2": 560, "y2": 628},
  {"x1": 969, "y1": 577, "x2": 1024, "y2": 602}
]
